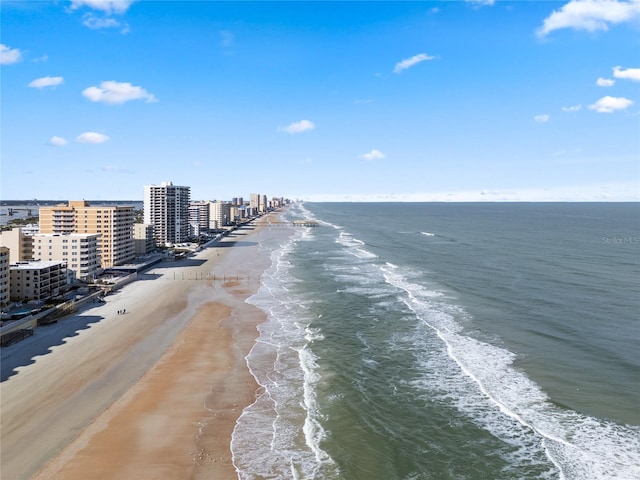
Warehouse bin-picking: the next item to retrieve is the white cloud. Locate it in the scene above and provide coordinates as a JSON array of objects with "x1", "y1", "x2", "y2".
[
  {"x1": 393, "y1": 53, "x2": 436, "y2": 74},
  {"x1": 28, "y1": 76, "x2": 64, "y2": 88},
  {"x1": 538, "y1": 0, "x2": 640, "y2": 36},
  {"x1": 588, "y1": 95, "x2": 633, "y2": 112},
  {"x1": 562, "y1": 104, "x2": 582, "y2": 112},
  {"x1": 534, "y1": 114, "x2": 550, "y2": 123},
  {"x1": 69, "y1": 1, "x2": 133, "y2": 32},
  {"x1": 83, "y1": 14, "x2": 122, "y2": 29},
  {"x1": 49, "y1": 136, "x2": 68, "y2": 146},
  {"x1": 613, "y1": 65, "x2": 640, "y2": 81},
  {"x1": 0, "y1": 44, "x2": 23, "y2": 65},
  {"x1": 596, "y1": 77, "x2": 615, "y2": 87},
  {"x1": 70, "y1": 0, "x2": 136, "y2": 14},
  {"x1": 296, "y1": 182, "x2": 640, "y2": 202},
  {"x1": 279, "y1": 119, "x2": 315, "y2": 134},
  {"x1": 361, "y1": 149, "x2": 386, "y2": 161},
  {"x1": 220, "y1": 30, "x2": 234, "y2": 47},
  {"x1": 82, "y1": 80, "x2": 157, "y2": 104},
  {"x1": 76, "y1": 132, "x2": 110, "y2": 143},
  {"x1": 466, "y1": 0, "x2": 496, "y2": 5}
]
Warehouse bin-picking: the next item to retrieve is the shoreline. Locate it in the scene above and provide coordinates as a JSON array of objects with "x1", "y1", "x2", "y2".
[{"x1": 1, "y1": 216, "x2": 284, "y2": 480}]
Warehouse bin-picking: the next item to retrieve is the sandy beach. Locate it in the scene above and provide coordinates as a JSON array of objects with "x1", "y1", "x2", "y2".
[{"x1": 1, "y1": 217, "x2": 284, "y2": 480}]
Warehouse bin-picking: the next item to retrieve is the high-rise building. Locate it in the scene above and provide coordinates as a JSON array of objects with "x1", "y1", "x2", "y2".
[
  {"x1": 39, "y1": 201, "x2": 135, "y2": 269},
  {"x1": 208, "y1": 201, "x2": 231, "y2": 230},
  {"x1": 250, "y1": 193, "x2": 260, "y2": 212},
  {"x1": 189, "y1": 201, "x2": 210, "y2": 236},
  {"x1": 271, "y1": 197, "x2": 285, "y2": 208},
  {"x1": 143, "y1": 181, "x2": 191, "y2": 245}
]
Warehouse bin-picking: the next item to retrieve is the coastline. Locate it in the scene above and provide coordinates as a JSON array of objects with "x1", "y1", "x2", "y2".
[{"x1": 1, "y1": 216, "x2": 284, "y2": 480}]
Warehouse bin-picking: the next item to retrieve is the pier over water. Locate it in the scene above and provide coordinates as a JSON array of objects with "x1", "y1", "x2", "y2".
[
  {"x1": 262, "y1": 220, "x2": 320, "y2": 228},
  {"x1": 292, "y1": 219, "x2": 319, "y2": 227}
]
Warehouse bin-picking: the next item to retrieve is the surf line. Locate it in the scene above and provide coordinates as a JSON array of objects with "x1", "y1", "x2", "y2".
[
  {"x1": 388, "y1": 275, "x2": 573, "y2": 479},
  {"x1": 440, "y1": 333, "x2": 574, "y2": 478}
]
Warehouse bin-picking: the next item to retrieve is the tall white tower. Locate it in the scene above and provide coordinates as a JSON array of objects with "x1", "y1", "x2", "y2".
[{"x1": 144, "y1": 181, "x2": 191, "y2": 245}]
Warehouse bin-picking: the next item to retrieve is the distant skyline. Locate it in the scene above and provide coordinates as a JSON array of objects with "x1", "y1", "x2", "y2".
[{"x1": 1, "y1": 1, "x2": 639, "y2": 202}]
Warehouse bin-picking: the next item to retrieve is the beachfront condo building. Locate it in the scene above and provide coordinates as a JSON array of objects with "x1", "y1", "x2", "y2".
[
  {"x1": 208, "y1": 201, "x2": 231, "y2": 230},
  {"x1": 189, "y1": 201, "x2": 210, "y2": 236},
  {"x1": 271, "y1": 197, "x2": 286, "y2": 209},
  {"x1": 144, "y1": 182, "x2": 191, "y2": 246},
  {"x1": 0, "y1": 227, "x2": 34, "y2": 263},
  {"x1": 39, "y1": 201, "x2": 135, "y2": 269},
  {"x1": 32, "y1": 233, "x2": 100, "y2": 282},
  {"x1": 229, "y1": 205, "x2": 246, "y2": 223},
  {"x1": 250, "y1": 193, "x2": 260, "y2": 212},
  {"x1": 9, "y1": 260, "x2": 67, "y2": 302},
  {"x1": 0, "y1": 247, "x2": 9, "y2": 307},
  {"x1": 133, "y1": 224, "x2": 155, "y2": 255}
]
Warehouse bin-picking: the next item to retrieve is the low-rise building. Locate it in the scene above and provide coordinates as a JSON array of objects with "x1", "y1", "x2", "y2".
[
  {"x1": 133, "y1": 224, "x2": 155, "y2": 255},
  {"x1": 9, "y1": 260, "x2": 67, "y2": 302},
  {"x1": 0, "y1": 227, "x2": 34, "y2": 263},
  {"x1": 32, "y1": 233, "x2": 100, "y2": 282},
  {"x1": 21, "y1": 224, "x2": 40, "y2": 236},
  {"x1": 0, "y1": 247, "x2": 9, "y2": 307}
]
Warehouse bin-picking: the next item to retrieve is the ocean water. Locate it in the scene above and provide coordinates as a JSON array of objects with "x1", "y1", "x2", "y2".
[{"x1": 232, "y1": 203, "x2": 640, "y2": 480}]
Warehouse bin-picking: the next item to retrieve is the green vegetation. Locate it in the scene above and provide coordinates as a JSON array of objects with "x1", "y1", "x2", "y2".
[{"x1": 1, "y1": 216, "x2": 39, "y2": 231}]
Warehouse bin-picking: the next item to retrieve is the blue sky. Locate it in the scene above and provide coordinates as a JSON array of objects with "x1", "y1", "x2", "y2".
[{"x1": 1, "y1": 0, "x2": 639, "y2": 201}]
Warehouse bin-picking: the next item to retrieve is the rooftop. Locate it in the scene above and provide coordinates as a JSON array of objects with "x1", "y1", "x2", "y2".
[{"x1": 10, "y1": 260, "x2": 66, "y2": 270}]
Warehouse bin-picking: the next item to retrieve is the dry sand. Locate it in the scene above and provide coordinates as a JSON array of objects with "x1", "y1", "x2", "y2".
[{"x1": 1, "y1": 218, "x2": 281, "y2": 480}]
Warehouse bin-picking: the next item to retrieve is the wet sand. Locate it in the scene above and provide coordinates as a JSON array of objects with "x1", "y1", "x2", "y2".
[{"x1": 1, "y1": 219, "x2": 278, "y2": 480}]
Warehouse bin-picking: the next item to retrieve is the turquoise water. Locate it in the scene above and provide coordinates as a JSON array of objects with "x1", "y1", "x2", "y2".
[{"x1": 232, "y1": 203, "x2": 640, "y2": 479}]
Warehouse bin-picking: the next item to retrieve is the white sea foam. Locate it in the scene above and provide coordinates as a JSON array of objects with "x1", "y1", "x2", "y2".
[
  {"x1": 231, "y1": 225, "x2": 338, "y2": 479},
  {"x1": 381, "y1": 261, "x2": 640, "y2": 480},
  {"x1": 335, "y1": 232, "x2": 378, "y2": 259}
]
